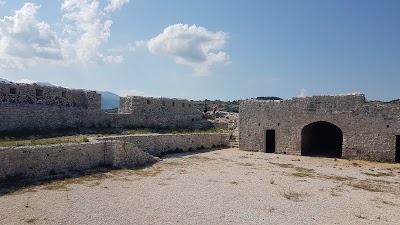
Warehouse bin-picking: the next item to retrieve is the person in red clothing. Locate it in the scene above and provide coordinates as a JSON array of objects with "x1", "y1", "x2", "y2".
[{"x1": 212, "y1": 104, "x2": 217, "y2": 114}]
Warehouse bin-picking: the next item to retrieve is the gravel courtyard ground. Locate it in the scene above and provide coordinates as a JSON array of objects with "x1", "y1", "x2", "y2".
[{"x1": 0, "y1": 147, "x2": 399, "y2": 225}]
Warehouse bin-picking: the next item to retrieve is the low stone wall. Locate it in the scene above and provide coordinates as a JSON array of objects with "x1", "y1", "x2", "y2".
[
  {"x1": 98, "y1": 133, "x2": 230, "y2": 156},
  {"x1": 0, "y1": 141, "x2": 107, "y2": 180},
  {"x1": 0, "y1": 103, "x2": 204, "y2": 132},
  {"x1": 0, "y1": 133, "x2": 229, "y2": 181}
]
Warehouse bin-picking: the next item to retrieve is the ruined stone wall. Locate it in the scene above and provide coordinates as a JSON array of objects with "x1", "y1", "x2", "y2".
[
  {"x1": 0, "y1": 83, "x2": 205, "y2": 132},
  {"x1": 0, "y1": 105, "x2": 203, "y2": 132},
  {"x1": 0, "y1": 133, "x2": 229, "y2": 180},
  {"x1": 0, "y1": 141, "x2": 107, "y2": 179},
  {"x1": 119, "y1": 96, "x2": 198, "y2": 114},
  {"x1": 0, "y1": 83, "x2": 100, "y2": 110},
  {"x1": 98, "y1": 133, "x2": 230, "y2": 156},
  {"x1": 240, "y1": 94, "x2": 400, "y2": 162}
]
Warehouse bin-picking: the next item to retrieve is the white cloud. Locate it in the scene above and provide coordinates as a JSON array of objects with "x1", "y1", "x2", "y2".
[
  {"x1": 119, "y1": 89, "x2": 146, "y2": 97},
  {"x1": 15, "y1": 78, "x2": 36, "y2": 84},
  {"x1": 104, "y1": 0, "x2": 129, "y2": 12},
  {"x1": 0, "y1": 1, "x2": 6, "y2": 6},
  {"x1": 298, "y1": 88, "x2": 308, "y2": 97},
  {"x1": 61, "y1": 0, "x2": 123, "y2": 64},
  {"x1": 0, "y1": 1, "x2": 128, "y2": 72},
  {"x1": 147, "y1": 24, "x2": 230, "y2": 75},
  {"x1": 0, "y1": 3, "x2": 65, "y2": 60},
  {"x1": 128, "y1": 40, "x2": 145, "y2": 52}
]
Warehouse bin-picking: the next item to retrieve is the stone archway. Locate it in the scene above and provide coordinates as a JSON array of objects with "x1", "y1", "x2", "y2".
[{"x1": 301, "y1": 121, "x2": 343, "y2": 158}]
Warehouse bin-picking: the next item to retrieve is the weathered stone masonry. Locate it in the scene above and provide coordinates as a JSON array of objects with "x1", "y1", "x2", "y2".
[
  {"x1": 0, "y1": 133, "x2": 229, "y2": 180},
  {"x1": 0, "y1": 83, "x2": 203, "y2": 132},
  {"x1": 239, "y1": 94, "x2": 400, "y2": 162}
]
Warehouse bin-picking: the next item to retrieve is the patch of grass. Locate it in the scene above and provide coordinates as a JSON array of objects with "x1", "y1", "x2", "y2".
[
  {"x1": 121, "y1": 129, "x2": 153, "y2": 135},
  {"x1": 292, "y1": 172, "x2": 314, "y2": 178},
  {"x1": 362, "y1": 172, "x2": 394, "y2": 177},
  {"x1": 293, "y1": 167, "x2": 314, "y2": 173},
  {"x1": 323, "y1": 175, "x2": 355, "y2": 182},
  {"x1": 347, "y1": 181, "x2": 386, "y2": 193},
  {"x1": 42, "y1": 173, "x2": 110, "y2": 191},
  {"x1": 88, "y1": 181, "x2": 101, "y2": 187},
  {"x1": 381, "y1": 200, "x2": 398, "y2": 206},
  {"x1": 237, "y1": 162, "x2": 255, "y2": 167},
  {"x1": 187, "y1": 155, "x2": 215, "y2": 161},
  {"x1": 281, "y1": 190, "x2": 308, "y2": 202},
  {"x1": 161, "y1": 161, "x2": 186, "y2": 167},
  {"x1": 0, "y1": 135, "x2": 92, "y2": 147},
  {"x1": 270, "y1": 162, "x2": 314, "y2": 174},
  {"x1": 130, "y1": 167, "x2": 164, "y2": 177},
  {"x1": 10, "y1": 187, "x2": 38, "y2": 195},
  {"x1": 24, "y1": 218, "x2": 38, "y2": 223},
  {"x1": 270, "y1": 162, "x2": 295, "y2": 168}
]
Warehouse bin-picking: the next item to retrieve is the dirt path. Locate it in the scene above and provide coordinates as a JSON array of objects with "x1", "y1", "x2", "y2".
[{"x1": 1, "y1": 148, "x2": 399, "y2": 225}]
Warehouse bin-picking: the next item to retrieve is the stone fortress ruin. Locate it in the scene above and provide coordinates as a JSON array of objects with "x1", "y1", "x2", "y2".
[
  {"x1": 0, "y1": 81, "x2": 399, "y2": 181},
  {"x1": 240, "y1": 93, "x2": 400, "y2": 163},
  {"x1": 0, "y1": 82, "x2": 223, "y2": 180},
  {"x1": 0, "y1": 82, "x2": 204, "y2": 133}
]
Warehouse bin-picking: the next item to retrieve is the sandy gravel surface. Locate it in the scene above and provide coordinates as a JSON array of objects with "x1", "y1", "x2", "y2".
[{"x1": 1, "y1": 148, "x2": 400, "y2": 225}]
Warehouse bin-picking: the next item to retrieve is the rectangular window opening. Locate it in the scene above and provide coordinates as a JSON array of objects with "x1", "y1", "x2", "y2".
[
  {"x1": 265, "y1": 129, "x2": 276, "y2": 153},
  {"x1": 36, "y1": 89, "x2": 43, "y2": 97},
  {"x1": 146, "y1": 100, "x2": 150, "y2": 104},
  {"x1": 172, "y1": 102, "x2": 175, "y2": 107},
  {"x1": 62, "y1": 91, "x2": 66, "y2": 98},
  {"x1": 10, "y1": 88, "x2": 17, "y2": 94},
  {"x1": 182, "y1": 103, "x2": 185, "y2": 107}
]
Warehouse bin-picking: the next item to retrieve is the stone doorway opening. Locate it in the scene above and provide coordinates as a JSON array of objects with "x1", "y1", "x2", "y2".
[
  {"x1": 396, "y1": 135, "x2": 400, "y2": 163},
  {"x1": 301, "y1": 121, "x2": 342, "y2": 158},
  {"x1": 265, "y1": 129, "x2": 276, "y2": 153}
]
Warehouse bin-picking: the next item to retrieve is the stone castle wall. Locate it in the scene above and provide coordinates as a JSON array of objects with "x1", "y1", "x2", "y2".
[
  {"x1": 239, "y1": 94, "x2": 400, "y2": 162},
  {"x1": 0, "y1": 105, "x2": 202, "y2": 132},
  {"x1": 0, "y1": 133, "x2": 229, "y2": 180},
  {"x1": 119, "y1": 96, "x2": 198, "y2": 114},
  {"x1": 98, "y1": 133, "x2": 229, "y2": 156},
  {"x1": 0, "y1": 83, "x2": 100, "y2": 110},
  {"x1": 0, "y1": 83, "x2": 203, "y2": 132}
]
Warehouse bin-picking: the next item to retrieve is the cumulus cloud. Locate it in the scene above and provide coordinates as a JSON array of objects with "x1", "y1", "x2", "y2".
[
  {"x1": 0, "y1": 1, "x2": 127, "y2": 72},
  {"x1": 147, "y1": 24, "x2": 230, "y2": 75},
  {"x1": 0, "y1": 1, "x2": 6, "y2": 6},
  {"x1": 104, "y1": 0, "x2": 129, "y2": 12},
  {"x1": 61, "y1": 0, "x2": 124, "y2": 64},
  {"x1": 298, "y1": 88, "x2": 308, "y2": 97},
  {"x1": 0, "y1": 3, "x2": 65, "y2": 60}
]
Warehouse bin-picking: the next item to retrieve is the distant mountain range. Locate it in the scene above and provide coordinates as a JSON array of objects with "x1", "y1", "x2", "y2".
[
  {"x1": 0, "y1": 78, "x2": 11, "y2": 83},
  {"x1": 96, "y1": 91, "x2": 120, "y2": 110}
]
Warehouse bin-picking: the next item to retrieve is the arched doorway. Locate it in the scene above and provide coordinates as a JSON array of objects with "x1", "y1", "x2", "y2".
[{"x1": 301, "y1": 121, "x2": 343, "y2": 158}]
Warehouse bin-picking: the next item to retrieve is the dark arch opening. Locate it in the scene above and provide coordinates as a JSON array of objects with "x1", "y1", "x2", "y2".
[{"x1": 301, "y1": 121, "x2": 343, "y2": 158}]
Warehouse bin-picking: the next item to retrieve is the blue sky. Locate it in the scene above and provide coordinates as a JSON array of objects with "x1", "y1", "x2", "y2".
[{"x1": 0, "y1": 0, "x2": 399, "y2": 101}]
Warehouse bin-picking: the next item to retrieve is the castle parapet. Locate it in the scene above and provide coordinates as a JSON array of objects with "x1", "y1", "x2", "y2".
[
  {"x1": 118, "y1": 96, "x2": 199, "y2": 114},
  {"x1": 0, "y1": 82, "x2": 101, "y2": 110}
]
